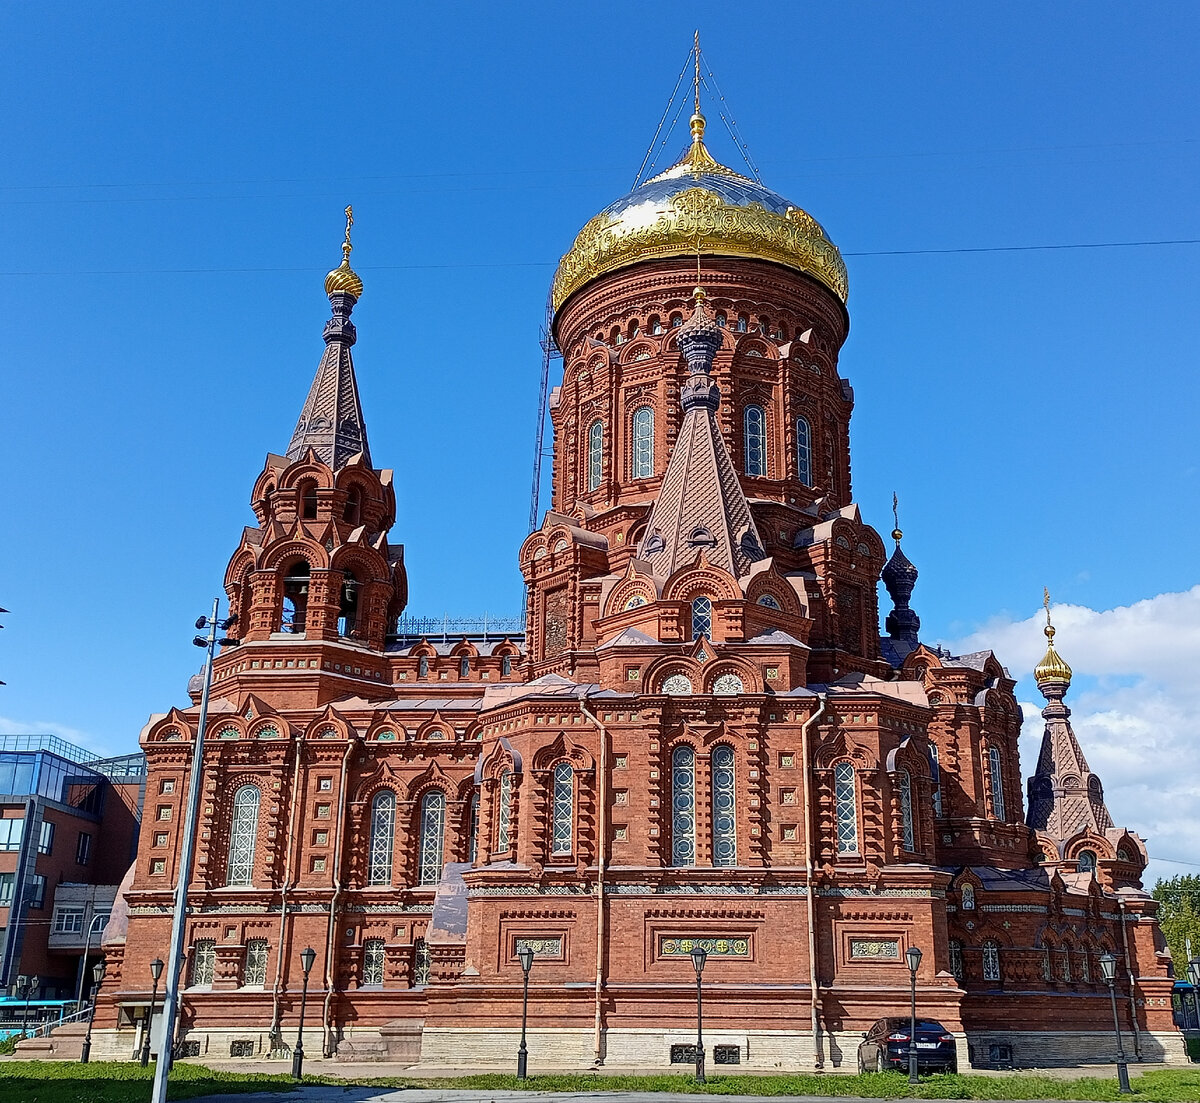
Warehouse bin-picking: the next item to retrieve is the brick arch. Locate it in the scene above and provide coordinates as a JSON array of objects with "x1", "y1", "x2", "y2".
[
  {"x1": 744, "y1": 571, "x2": 801, "y2": 616},
  {"x1": 414, "y1": 717, "x2": 453, "y2": 742},
  {"x1": 813, "y1": 727, "x2": 873, "y2": 770},
  {"x1": 278, "y1": 460, "x2": 333, "y2": 490},
  {"x1": 605, "y1": 573, "x2": 658, "y2": 617},
  {"x1": 530, "y1": 731, "x2": 594, "y2": 773},
  {"x1": 1064, "y1": 833, "x2": 1113, "y2": 861},
  {"x1": 519, "y1": 532, "x2": 549, "y2": 567},
  {"x1": 304, "y1": 709, "x2": 351, "y2": 740},
  {"x1": 662, "y1": 563, "x2": 741, "y2": 604},
  {"x1": 701, "y1": 658, "x2": 759, "y2": 694},
  {"x1": 262, "y1": 540, "x2": 329, "y2": 572},
  {"x1": 618, "y1": 338, "x2": 658, "y2": 364},
  {"x1": 149, "y1": 709, "x2": 194, "y2": 742},
  {"x1": 329, "y1": 546, "x2": 389, "y2": 584},
  {"x1": 643, "y1": 657, "x2": 701, "y2": 696}
]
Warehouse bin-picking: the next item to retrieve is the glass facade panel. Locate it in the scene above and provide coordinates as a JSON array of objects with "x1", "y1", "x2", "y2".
[
  {"x1": 0, "y1": 819, "x2": 23, "y2": 850},
  {"x1": 711, "y1": 746, "x2": 737, "y2": 867},
  {"x1": 368, "y1": 790, "x2": 396, "y2": 885},
  {"x1": 834, "y1": 761, "x2": 859, "y2": 854},
  {"x1": 671, "y1": 745, "x2": 696, "y2": 867}
]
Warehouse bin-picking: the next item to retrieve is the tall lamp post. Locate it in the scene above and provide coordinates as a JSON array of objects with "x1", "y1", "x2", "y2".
[
  {"x1": 291, "y1": 946, "x2": 316, "y2": 1080},
  {"x1": 14, "y1": 977, "x2": 28, "y2": 1035},
  {"x1": 141, "y1": 958, "x2": 164, "y2": 1067},
  {"x1": 691, "y1": 945, "x2": 708, "y2": 1084},
  {"x1": 1100, "y1": 952, "x2": 1132, "y2": 1094},
  {"x1": 75, "y1": 913, "x2": 109, "y2": 1010},
  {"x1": 20, "y1": 975, "x2": 38, "y2": 1035},
  {"x1": 150, "y1": 602, "x2": 238, "y2": 1103},
  {"x1": 79, "y1": 960, "x2": 106, "y2": 1065},
  {"x1": 1188, "y1": 961, "x2": 1200, "y2": 1033},
  {"x1": 516, "y1": 943, "x2": 534, "y2": 1079},
  {"x1": 906, "y1": 946, "x2": 923, "y2": 1085}
]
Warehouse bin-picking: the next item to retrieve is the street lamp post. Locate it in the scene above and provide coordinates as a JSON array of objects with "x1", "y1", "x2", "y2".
[
  {"x1": 691, "y1": 945, "x2": 708, "y2": 1084},
  {"x1": 906, "y1": 946, "x2": 923, "y2": 1085},
  {"x1": 150, "y1": 602, "x2": 238, "y2": 1103},
  {"x1": 14, "y1": 977, "x2": 28, "y2": 1036},
  {"x1": 141, "y1": 958, "x2": 164, "y2": 1067},
  {"x1": 516, "y1": 944, "x2": 534, "y2": 1079},
  {"x1": 80, "y1": 960, "x2": 107, "y2": 1063},
  {"x1": 1100, "y1": 952, "x2": 1132, "y2": 1094},
  {"x1": 291, "y1": 946, "x2": 316, "y2": 1080},
  {"x1": 20, "y1": 975, "x2": 38, "y2": 1035},
  {"x1": 75, "y1": 913, "x2": 109, "y2": 1010},
  {"x1": 1188, "y1": 961, "x2": 1200, "y2": 1033}
]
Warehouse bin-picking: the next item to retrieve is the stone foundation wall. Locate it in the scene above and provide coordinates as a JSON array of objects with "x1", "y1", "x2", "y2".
[{"x1": 963, "y1": 1029, "x2": 1188, "y2": 1068}]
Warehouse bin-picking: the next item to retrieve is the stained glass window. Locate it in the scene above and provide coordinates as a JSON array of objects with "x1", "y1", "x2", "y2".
[
  {"x1": 691, "y1": 596, "x2": 712, "y2": 640},
  {"x1": 244, "y1": 939, "x2": 268, "y2": 987},
  {"x1": 757, "y1": 594, "x2": 781, "y2": 610},
  {"x1": 418, "y1": 791, "x2": 445, "y2": 886},
  {"x1": 898, "y1": 769, "x2": 915, "y2": 851},
  {"x1": 662, "y1": 673, "x2": 693, "y2": 696},
  {"x1": 930, "y1": 743, "x2": 943, "y2": 816},
  {"x1": 712, "y1": 673, "x2": 743, "y2": 696},
  {"x1": 412, "y1": 938, "x2": 430, "y2": 986},
  {"x1": 1077, "y1": 849, "x2": 1097, "y2": 874},
  {"x1": 671, "y1": 745, "x2": 696, "y2": 867},
  {"x1": 363, "y1": 938, "x2": 385, "y2": 985},
  {"x1": 949, "y1": 939, "x2": 963, "y2": 981},
  {"x1": 711, "y1": 746, "x2": 737, "y2": 866},
  {"x1": 962, "y1": 883, "x2": 975, "y2": 909},
  {"x1": 743, "y1": 405, "x2": 766, "y2": 476},
  {"x1": 796, "y1": 417, "x2": 812, "y2": 485},
  {"x1": 368, "y1": 790, "x2": 395, "y2": 885},
  {"x1": 191, "y1": 939, "x2": 216, "y2": 987},
  {"x1": 496, "y1": 770, "x2": 512, "y2": 851},
  {"x1": 587, "y1": 420, "x2": 603, "y2": 491},
  {"x1": 988, "y1": 746, "x2": 1006, "y2": 821},
  {"x1": 983, "y1": 940, "x2": 1001, "y2": 982},
  {"x1": 552, "y1": 763, "x2": 574, "y2": 855},
  {"x1": 226, "y1": 785, "x2": 260, "y2": 886},
  {"x1": 834, "y1": 761, "x2": 859, "y2": 855},
  {"x1": 631, "y1": 407, "x2": 654, "y2": 479}
]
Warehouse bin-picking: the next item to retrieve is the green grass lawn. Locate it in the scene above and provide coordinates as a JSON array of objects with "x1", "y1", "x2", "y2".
[{"x1": 1, "y1": 1063, "x2": 1199, "y2": 1103}]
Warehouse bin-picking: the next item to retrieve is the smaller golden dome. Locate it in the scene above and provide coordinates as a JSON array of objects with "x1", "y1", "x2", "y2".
[
  {"x1": 324, "y1": 205, "x2": 363, "y2": 300},
  {"x1": 1035, "y1": 623, "x2": 1073, "y2": 686}
]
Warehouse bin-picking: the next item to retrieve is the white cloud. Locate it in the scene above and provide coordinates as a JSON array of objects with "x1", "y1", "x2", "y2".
[
  {"x1": 950, "y1": 586, "x2": 1200, "y2": 889},
  {"x1": 0, "y1": 715, "x2": 113, "y2": 757}
]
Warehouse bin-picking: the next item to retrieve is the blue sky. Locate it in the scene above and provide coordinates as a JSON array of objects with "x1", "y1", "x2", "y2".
[{"x1": 1, "y1": 3, "x2": 1197, "y2": 876}]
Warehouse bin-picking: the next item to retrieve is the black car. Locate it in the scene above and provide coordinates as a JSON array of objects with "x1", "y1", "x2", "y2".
[{"x1": 857, "y1": 1017, "x2": 958, "y2": 1074}]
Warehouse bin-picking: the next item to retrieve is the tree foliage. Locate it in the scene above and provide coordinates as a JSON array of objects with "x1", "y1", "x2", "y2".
[{"x1": 1152, "y1": 874, "x2": 1200, "y2": 975}]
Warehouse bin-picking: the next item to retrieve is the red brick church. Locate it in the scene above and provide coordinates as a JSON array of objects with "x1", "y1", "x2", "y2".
[{"x1": 93, "y1": 97, "x2": 1183, "y2": 1070}]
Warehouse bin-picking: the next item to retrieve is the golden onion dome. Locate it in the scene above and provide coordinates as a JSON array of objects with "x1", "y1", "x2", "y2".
[
  {"x1": 325, "y1": 205, "x2": 363, "y2": 300},
  {"x1": 1034, "y1": 623, "x2": 1073, "y2": 687},
  {"x1": 551, "y1": 112, "x2": 847, "y2": 313}
]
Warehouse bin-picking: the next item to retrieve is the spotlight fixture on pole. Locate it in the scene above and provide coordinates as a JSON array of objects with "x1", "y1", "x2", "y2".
[
  {"x1": 150, "y1": 601, "x2": 238, "y2": 1103},
  {"x1": 516, "y1": 943, "x2": 535, "y2": 1079},
  {"x1": 80, "y1": 959, "x2": 106, "y2": 1064},
  {"x1": 292, "y1": 946, "x2": 316, "y2": 1080},
  {"x1": 1099, "y1": 952, "x2": 1132, "y2": 1094},
  {"x1": 906, "y1": 946, "x2": 923, "y2": 1085},
  {"x1": 691, "y1": 945, "x2": 707, "y2": 1084}
]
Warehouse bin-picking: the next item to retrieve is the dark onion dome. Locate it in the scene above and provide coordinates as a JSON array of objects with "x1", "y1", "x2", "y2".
[{"x1": 551, "y1": 112, "x2": 847, "y2": 312}]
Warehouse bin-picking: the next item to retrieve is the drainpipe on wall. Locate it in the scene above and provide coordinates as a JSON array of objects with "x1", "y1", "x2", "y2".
[
  {"x1": 579, "y1": 702, "x2": 608, "y2": 1068},
  {"x1": 801, "y1": 693, "x2": 828, "y2": 1070},
  {"x1": 321, "y1": 739, "x2": 355, "y2": 1058},
  {"x1": 1118, "y1": 899, "x2": 1142, "y2": 1059},
  {"x1": 269, "y1": 736, "x2": 304, "y2": 1048}
]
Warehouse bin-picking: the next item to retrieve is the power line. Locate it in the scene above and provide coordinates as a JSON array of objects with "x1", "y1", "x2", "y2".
[{"x1": 0, "y1": 236, "x2": 1197, "y2": 279}]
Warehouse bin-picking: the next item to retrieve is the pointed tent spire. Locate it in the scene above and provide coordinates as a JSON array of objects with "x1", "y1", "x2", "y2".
[
  {"x1": 638, "y1": 287, "x2": 765, "y2": 579},
  {"x1": 1026, "y1": 593, "x2": 1113, "y2": 840},
  {"x1": 882, "y1": 492, "x2": 920, "y2": 645},
  {"x1": 286, "y1": 207, "x2": 372, "y2": 470}
]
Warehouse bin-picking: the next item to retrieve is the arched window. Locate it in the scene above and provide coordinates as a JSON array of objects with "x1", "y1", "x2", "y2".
[
  {"x1": 1077, "y1": 849, "x2": 1097, "y2": 874},
  {"x1": 736, "y1": 314, "x2": 748, "y2": 332},
  {"x1": 962, "y1": 883, "x2": 976, "y2": 910},
  {"x1": 712, "y1": 672, "x2": 744, "y2": 695},
  {"x1": 834, "y1": 761, "x2": 859, "y2": 855},
  {"x1": 368, "y1": 791, "x2": 395, "y2": 886},
  {"x1": 343, "y1": 485, "x2": 361, "y2": 524},
  {"x1": 551, "y1": 763, "x2": 574, "y2": 855},
  {"x1": 1079, "y1": 946, "x2": 1091, "y2": 983},
  {"x1": 650, "y1": 316, "x2": 663, "y2": 335},
  {"x1": 338, "y1": 568, "x2": 360, "y2": 637},
  {"x1": 587, "y1": 420, "x2": 603, "y2": 492},
  {"x1": 1041, "y1": 944, "x2": 1053, "y2": 982},
  {"x1": 465, "y1": 791, "x2": 478, "y2": 862},
  {"x1": 711, "y1": 746, "x2": 737, "y2": 866},
  {"x1": 898, "y1": 770, "x2": 915, "y2": 852},
  {"x1": 501, "y1": 654, "x2": 512, "y2": 677},
  {"x1": 691, "y1": 595, "x2": 712, "y2": 640},
  {"x1": 281, "y1": 561, "x2": 310, "y2": 633},
  {"x1": 987, "y1": 746, "x2": 1006, "y2": 821},
  {"x1": 1059, "y1": 945, "x2": 1072, "y2": 983},
  {"x1": 418, "y1": 655, "x2": 429, "y2": 679},
  {"x1": 949, "y1": 939, "x2": 964, "y2": 981},
  {"x1": 459, "y1": 655, "x2": 470, "y2": 679},
  {"x1": 418, "y1": 791, "x2": 445, "y2": 886},
  {"x1": 662, "y1": 673, "x2": 693, "y2": 696},
  {"x1": 744, "y1": 405, "x2": 766, "y2": 476},
  {"x1": 300, "y1": 480, "x2": 318, "y2": 520},
  {"x1": 982, "y1": 940, "x2": 1001, "y2": 982},
  {"x1": 226, "y1": 785, "x2": 260, "y2": 886},
  {"x1": 795, "y1": 416, "x2": 812, "y2": 485},
  {"x1": 930, "y1": 744, "x2": 943, "y2": 816},
  {"x1": 190, "y1": 939, "x2": 216, "y2": 987},
  {"x1": 631, "y1": 407, "x2": 654, "y2": 480},
  {"x1": 496, "y1": 770, "x2": 512, "y2": 851},
  {"x1": 670, "y1": 313, "x2": 683, "y2": 328},
  {"x1": 715, "y1": 312, "x2": 727, "y2": 328},
  {"x1": 363, "y1": 938, "x2": 385, "y2": 986},
  {"x1": 757, "y1": 593, "x2": 781, "y2": 610},
  {"x1": 671, "y1": 745, "x2": 696, "y2": 867}
]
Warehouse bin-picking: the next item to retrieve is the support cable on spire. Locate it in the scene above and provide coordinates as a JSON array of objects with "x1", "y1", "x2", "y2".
[
  {"x1": 631, "y1": 46, "x2": 694, "y2": 187},
  {"x1": 699, "y1": 64, "x2": 763, "y2": 183}
]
